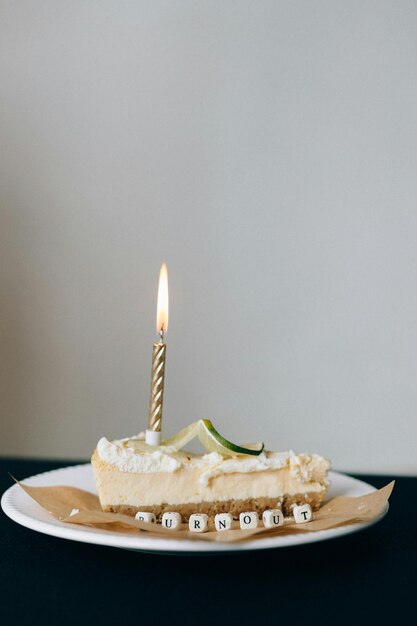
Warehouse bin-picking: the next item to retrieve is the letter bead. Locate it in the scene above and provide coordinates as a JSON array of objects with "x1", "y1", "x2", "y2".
[
  {"x1": 293, "y1": 504, "x2": 313, "y2": 524},
  {"x1": 239, "y1": 512, "x2": 258, "y2": 529},
  {"x1": 214, "y1": 513, "x2": 233, "y2": 531},
  {"x1": 162, "y1": 511, "x2": 182, "y2": 530},
  {"x1": 189, "y1": 513, "x2": 209, "y2": 533},
  {"x1": 262, "y1": 509, "x2": 284, "y2": 528},
  {"x1": 135, "y1": 512, "x2": 156, "y2": 524}
]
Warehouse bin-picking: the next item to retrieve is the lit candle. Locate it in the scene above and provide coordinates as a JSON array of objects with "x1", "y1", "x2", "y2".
[{"x1": 145, "y1": 263, "x2": 169, "y2": 445}]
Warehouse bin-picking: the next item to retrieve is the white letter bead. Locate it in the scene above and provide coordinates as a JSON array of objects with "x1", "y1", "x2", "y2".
[
  {"x1": 135, "y1": 512, "x2": 156, "y2": 524},
  {"x1": 262, "y1": 509, "x2": 284, "y2": 528},
  {"x1": 293, "y1": 504, "x2": 313, "y2": 524},
  {"x1": 162, "y1": 512, "x2": 182, "y2": 530},
  {"x1": 214, "y1": 513, "x2": 233, "y2": 531},
  {"x1": 239, "y1": 512, "x2": 258, "y2": 529},
  {"x1": 189, "y1": 514, "x2": 209, "y2": 533}
]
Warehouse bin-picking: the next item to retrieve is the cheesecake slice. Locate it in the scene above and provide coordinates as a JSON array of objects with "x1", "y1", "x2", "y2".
[{"x1": 92, "y1": 435, "x2": 330, "y2": 521}]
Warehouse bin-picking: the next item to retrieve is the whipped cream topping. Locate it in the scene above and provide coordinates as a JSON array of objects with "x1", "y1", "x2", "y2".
[
  {"x1": 97, "y1": 436, "x2": 329, "y2": 486},
  {"x1": 195, "y1": 451, "x2": 288, "y2": 486},
  {"x1": 97, "y1": 437, "x2": 182, "y2": 474}
]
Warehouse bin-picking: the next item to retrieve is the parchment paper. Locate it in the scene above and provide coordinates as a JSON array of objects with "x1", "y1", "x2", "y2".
[{"x1": 15, "y1": 479, "x2": 394, "y2": 543}]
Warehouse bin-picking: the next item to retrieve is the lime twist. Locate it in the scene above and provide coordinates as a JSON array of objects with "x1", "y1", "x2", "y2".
[{"x1": 161, "y1": 419, "x2": 264, "y2": 457}]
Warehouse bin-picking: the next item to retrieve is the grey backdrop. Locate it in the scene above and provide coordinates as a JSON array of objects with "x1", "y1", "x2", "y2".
[{"x1": 1, "y1": 1, "x2": 416, "y2": 473}]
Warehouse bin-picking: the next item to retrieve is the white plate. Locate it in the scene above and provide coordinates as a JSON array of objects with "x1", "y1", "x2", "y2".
[{"x1": 1, "y1": 464, "x2": 388, "y2": 554}]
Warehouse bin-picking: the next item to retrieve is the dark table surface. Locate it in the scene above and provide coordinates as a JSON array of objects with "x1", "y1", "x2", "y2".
[{"x1": 0, "y1": 458, "x2": 415, "y2": 625}]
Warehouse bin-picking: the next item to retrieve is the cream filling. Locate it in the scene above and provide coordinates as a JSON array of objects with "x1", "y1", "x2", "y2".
[{"x1": 93, "y1": 460, "x2": 329, "y2": 507}]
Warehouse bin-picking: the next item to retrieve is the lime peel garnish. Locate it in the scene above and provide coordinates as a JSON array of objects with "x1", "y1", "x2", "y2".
[{"x1": 161, "y1": 420, "x2": 264, "y2": 457}]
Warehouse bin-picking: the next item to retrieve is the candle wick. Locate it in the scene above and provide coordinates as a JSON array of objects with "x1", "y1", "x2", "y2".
[{"x1": 159, "y1": 327, "x2": 164, "y2": 343}]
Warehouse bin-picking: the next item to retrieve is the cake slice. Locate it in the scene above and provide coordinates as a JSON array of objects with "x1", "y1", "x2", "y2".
[{"x1": 91, "y1": 430, "x2": 330, "y2": 521}]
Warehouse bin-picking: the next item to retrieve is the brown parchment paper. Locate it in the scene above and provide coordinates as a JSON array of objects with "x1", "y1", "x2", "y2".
[{"x1": 15, "y1": 479, "x2": 394, "y2": 544}]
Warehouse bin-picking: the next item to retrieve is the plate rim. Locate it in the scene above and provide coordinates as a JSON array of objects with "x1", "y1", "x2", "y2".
[{"x1": 1, "y1": 463, "x2": 388, "y2": 554}]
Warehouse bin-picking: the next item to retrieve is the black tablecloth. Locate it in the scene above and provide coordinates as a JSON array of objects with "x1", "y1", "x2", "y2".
[{"x1": 0, "y1": 458, "x2": 415, "y2": 625}]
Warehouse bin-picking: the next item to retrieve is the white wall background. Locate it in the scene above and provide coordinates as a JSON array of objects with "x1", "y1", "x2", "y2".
[{"x1": 0, "y1": 1, "x2": 416, "y2": 473}]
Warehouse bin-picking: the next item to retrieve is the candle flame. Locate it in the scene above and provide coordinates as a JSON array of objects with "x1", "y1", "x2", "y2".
[{"x1": 156, "y1": 263, "x2": 169, "y2": 336}]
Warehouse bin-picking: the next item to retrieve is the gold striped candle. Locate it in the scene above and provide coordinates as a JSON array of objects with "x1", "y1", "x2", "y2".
[{"x1": 147, "y1": 340, "x2": 166, "y2": 434}]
